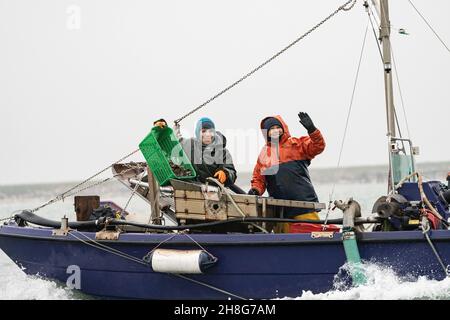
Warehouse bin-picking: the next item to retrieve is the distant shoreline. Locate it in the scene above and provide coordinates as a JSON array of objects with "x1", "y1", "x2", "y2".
[
  {"x1": 237, "y1": 161, "x2": 449, "y2": 186},
  {"x1": 1, "y1": 161, "x2": 448, "y2": 188}
]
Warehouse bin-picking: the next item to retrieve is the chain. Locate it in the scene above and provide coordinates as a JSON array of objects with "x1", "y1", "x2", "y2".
[
  {"x1": 174, "y1": 0, "x2": 357, "y2": 124},
  {"x1": 30, "y1": 150, "x2": 143, "y2": 213},
  {"x1": 58, "y1": 149, "x2": 141, "y2": 199},
  {"x1": 342, "y1": 0, "x2": 358, "y2": 11}
]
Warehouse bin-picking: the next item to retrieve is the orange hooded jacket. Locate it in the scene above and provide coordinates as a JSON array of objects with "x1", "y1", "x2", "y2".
[{"x1": 250, "y1": 115, "x2": 325, "y2": 216}]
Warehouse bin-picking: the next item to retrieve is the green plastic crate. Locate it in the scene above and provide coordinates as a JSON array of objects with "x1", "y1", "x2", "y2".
[{"x1": 139, "y1": 126, "x2": 197, "y2": 186}]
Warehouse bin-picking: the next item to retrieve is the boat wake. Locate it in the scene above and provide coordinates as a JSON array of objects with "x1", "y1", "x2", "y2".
[
  {"x1": 0, "y1": 251, "x2": 75, "y2": 300},
  {"x1": 284, "y1": 263, "x2": 450, "y2": 300},
  {"x1": 2, "y1": 250, "x2": 450, "y2": 300}
]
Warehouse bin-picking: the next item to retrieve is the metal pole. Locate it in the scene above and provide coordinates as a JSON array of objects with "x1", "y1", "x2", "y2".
[
  {"x1": 380, "y1": 0, "x2": 396, "y2": 137},
  {"x1": 379, "y1": 0, "x2": 396, "y2": 192},
  {"x1": 146, "y1": 167, "x2": 161, "y2": 225}
]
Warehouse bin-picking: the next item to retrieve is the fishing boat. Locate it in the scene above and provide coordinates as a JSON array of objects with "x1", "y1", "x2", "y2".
[{"x1": 0, "y1": 0, "x2": 449, "y2": 300}]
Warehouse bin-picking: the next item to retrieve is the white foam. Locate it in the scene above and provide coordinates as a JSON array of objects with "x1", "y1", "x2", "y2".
[
  {"x1": 0, "y1": 251, "x2": 75, "y2": 300},
  {"x1": 283, "y1": 263, "x2": 450, "y2": 300}
]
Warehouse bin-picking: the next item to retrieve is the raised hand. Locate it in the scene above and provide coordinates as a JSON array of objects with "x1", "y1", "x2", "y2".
[{"x1": 298, "y1": 112, "x2": 317, "y2": 134}]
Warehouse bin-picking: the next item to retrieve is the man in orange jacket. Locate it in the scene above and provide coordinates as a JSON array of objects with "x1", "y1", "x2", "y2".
[{"x1": 248, "y1": 112, "x2": 325, "y2": 232}]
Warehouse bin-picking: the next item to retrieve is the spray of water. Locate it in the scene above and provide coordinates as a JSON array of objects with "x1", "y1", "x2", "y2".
[
  {"x1": 284, "y1": 263, "x2": 450, "y2": 300},
  {"x1": 0, "y1": 252, "x2": 75, "y2": 300}
]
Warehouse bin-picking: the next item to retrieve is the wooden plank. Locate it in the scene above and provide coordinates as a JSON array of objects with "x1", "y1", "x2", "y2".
[
  {"x1": 258, "y1": 198, "x2": 326, "y2": 210},
  {"x1": 230, "y1": 194, "x2": 257, "y2": 205},
  {"x1": 175, "y1": 199, "x2": 206, "y2": 214},
  {"x1": 174, "y1": 190, "x2": 205, "y2": 200},
  {"x1": 175, "y1": 214, "x2": 207, "y2": 221},
  {"x1": 228, "y1": 196, "x2": 259, "y2": 217},
  {"x1": 176, "y1": 199, "x2": 259, "y2": 219},
  {"x1": 227, "y1": 202, "x2": 259, "y2": 217}
]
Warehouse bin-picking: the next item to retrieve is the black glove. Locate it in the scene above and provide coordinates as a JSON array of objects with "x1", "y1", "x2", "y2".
[
  {"x1": 248, "y1": 188, "x2": 260, "y2": 196},
  {"x1": 298, "y1": 112, "x2": 317, "y2": 134}
]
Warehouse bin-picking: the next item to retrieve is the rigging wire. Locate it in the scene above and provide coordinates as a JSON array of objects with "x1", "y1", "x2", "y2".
[
  {"x1": 391, "y1": 45, "x2": 412, "y2": 140},
  {"x1": 174, "y1": 0, "x2": 357, "y2": 124},
  {"x1": 367, "y1": 3, "x2": 384, "y2": 64},
  {"x1": 370, "y1": 1, "x2": 412, "y2": 151},
  {"x1": 325, "y1": 17, "x2": 370, "y2": 224},
  {"x1": 407, "y1": 0, "x2": 450, "y2": 54}
]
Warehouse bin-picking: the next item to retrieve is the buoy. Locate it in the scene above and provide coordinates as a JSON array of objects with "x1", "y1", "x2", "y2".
[{"x1": 145, "y1": 249, "x2": 218, "y2": 274}]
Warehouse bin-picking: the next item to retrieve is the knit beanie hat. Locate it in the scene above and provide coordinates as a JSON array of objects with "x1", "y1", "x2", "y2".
[
  {"x1": 262, "y1": 117, "x2": 283, "y2": 132},
  {"x1": 195, "y1": 117, "x2": 215, "y2": 139}
]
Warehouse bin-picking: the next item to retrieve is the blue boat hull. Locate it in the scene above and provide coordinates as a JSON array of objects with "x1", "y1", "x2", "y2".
[{"x1": 0, "y1": 224, "x2": 449, "y2": 299}]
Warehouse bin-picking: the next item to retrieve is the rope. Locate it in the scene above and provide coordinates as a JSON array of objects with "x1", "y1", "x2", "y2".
[
  {"x1": 393, "y1": 172, "x2": 447, "y2": 224},
  {"x1": 421, "y1": 218, "x2": 450, "y2": 277},
  {"x1": 182, "y1": 233, "x2": 218, "y2": 260},
  {"x1": 174, "y1": 0, "x2": 357, "y2": 124},
  {"x1": 173, "y1": 274, "x2": 247, "y2": 301},
  {"x1": 71, "y1": 230, "x2": 246, "y2": 299},
  {"x1": 407, "y1": 0, "x2": 450, "y2": 54},
  {"x1": 143, "y1": 234, "x2": 179, "y2": 260},
  {"x1": 70, "y1": 231, "x2": 150, "y2": 266},
  {"x1": 325, "y1": 17, "x2": 369, "y2": 225}
]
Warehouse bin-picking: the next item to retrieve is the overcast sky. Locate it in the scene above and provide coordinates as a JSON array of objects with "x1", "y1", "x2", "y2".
[{"x1": 1, "y1": 0, "x2": 449, "y2": 185}]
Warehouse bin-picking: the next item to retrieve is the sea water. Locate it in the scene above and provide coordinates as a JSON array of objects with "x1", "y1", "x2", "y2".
[{"x1": 0, "y1": 177, "x2": 449, "y2": 300}]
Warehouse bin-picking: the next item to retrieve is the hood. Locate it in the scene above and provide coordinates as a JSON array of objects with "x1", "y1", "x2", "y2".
[{"x1": 260, "y1": 115, "x2": 291, "y2": 144}]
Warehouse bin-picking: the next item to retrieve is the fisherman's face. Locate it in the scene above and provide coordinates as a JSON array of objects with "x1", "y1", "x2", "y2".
[
  {"x1": 201, "y1": 129, "x2": 215, "y2": 145},
  {"x1": 269, "y1": 125, "x2": 283, "y2": 140}
]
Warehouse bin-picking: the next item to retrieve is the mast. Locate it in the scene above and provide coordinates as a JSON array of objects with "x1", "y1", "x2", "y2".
[
  {"x1": 378, "y1": 0, "x2": 417, "y2": 193},
  {"x1": 379, "y1": 0, "x2": 396, "y2": 192},
  {"x1": 380, "y1": 0, "x2": 396, "y2": 138}
]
